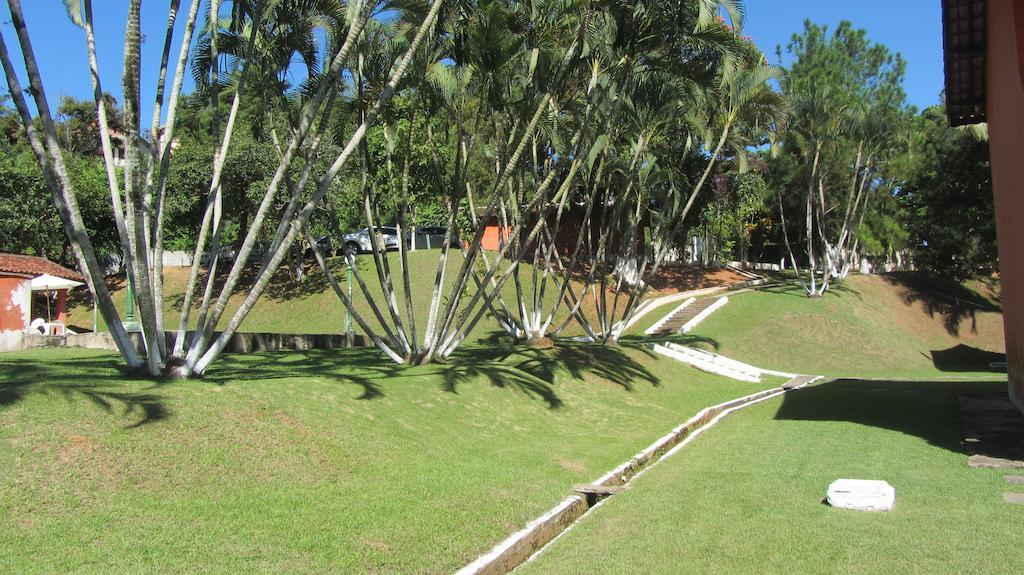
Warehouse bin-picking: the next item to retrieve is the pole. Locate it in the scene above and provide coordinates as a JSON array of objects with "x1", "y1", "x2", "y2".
[
  {"x1": 125, "y1": 270, "x2": 136, "y2": 323},
  {"x1": 345, "y1": 262, "x2": 353, "y2": 336}
]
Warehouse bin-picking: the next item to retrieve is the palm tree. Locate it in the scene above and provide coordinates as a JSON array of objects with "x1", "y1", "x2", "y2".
[
  {"x1": 187, "y1": 0, "x2": 446, "y2": 375},
  {"x1": 177, "y1": 0, "x2": 381, "y2": 373},
  {"x1": 528, "y1": 0, "x2": 779, "y2": 344},
  {"x1": 10, "y1": 0, "x2": 787, "y2": 375},
  {"x1": 0, "y1": 0, "x2": 144, "y2": 369}
]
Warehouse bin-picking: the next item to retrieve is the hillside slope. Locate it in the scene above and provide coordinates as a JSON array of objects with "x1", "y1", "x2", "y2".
[
  {"x1": 685, "y1": 273, "x2": 1005, "y2": 378},
  {"x1": 66, "y1": 252, "x2": 742, "y2": 343}
]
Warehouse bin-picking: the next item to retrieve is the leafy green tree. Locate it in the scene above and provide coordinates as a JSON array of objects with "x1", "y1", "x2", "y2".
[
  {"x1": 55, "y1": 94, "x2": 124, "y2": 156},
  {"x1": 0, "y1": 128, "x2": 119, "y2": 263},
  {"x1": 0, "y1": 145, "x2": 61, "y2": 258},
  {"x1": 896, "y1": 106, "x2": 995, "y2": 279},
  {"x1": 775, "y1": 20, "x2": 907, "y2": 295}
]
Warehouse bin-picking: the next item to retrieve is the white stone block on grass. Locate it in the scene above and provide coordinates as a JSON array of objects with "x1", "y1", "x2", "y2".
[{"x1": 826, "y1": 479, "x2": 895, "y2": 512}]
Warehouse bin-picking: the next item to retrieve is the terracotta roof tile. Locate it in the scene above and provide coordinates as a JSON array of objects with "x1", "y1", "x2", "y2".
[
  {"x1": 942, "y1": 0, "x2": 988, "y2": 126},
  {"x1": 0, "y1": 253, "x2": 86, "y2": 282}
]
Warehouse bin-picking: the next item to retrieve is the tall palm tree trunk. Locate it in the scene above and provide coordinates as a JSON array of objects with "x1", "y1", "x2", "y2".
[
  {"x1": 0, "y1": 0, "x2": 141, "y2": 368},
  {"x1": 188, "y1": 0, "x2": 445, "y2": 376}
]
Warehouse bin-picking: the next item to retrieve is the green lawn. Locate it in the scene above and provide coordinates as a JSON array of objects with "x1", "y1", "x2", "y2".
[
  {"x1": 19, "y1": 271, "x2": 1012, "y2": 573},
  {"x1": 0, "y1": 345, "x2": 773, "y2": 574},
  {"x1": 680, "y1": 274, "x2": 1005, "y2": 378},
  {"x1": 521, "y1": 378, "x2": 1023, "y2": 574}
]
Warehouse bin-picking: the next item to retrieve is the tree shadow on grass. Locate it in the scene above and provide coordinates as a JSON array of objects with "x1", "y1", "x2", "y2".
[
  {"x1": 754, "y1": 280, "x2": 862, "y2": 300},
  {"x1": 261, "y1": 257, "x2": 373, "y2": 303},
  {"x1": 0, "y1": 356, "x2": 169, "y2": 428},
  {"x1": 622, "y1": 333, "x2": 722, "y2": 352},
  {"x1": 202, "y1": 340, "x2": 666, "y2": 411},
  {"x1": 929, "y1": 344, "x2": 1006, "y2": 373},
  {"x1": 882, "y1": 272, "x2": 1002, "y2": 337},
  {"x1": 441, "y1": 342, "x2": 662, "y2": 408},
  {"x1": 204, "y1": 348, "x2": 392, "y2": 400},
  {"x1": 774, "y1": 378, "x2": 1008, "y2": 454}
]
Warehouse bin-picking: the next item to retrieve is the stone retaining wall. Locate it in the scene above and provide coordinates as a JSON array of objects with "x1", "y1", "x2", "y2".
[{"x1": 2, "y1": 330, "x2": 372, "y2": 354}]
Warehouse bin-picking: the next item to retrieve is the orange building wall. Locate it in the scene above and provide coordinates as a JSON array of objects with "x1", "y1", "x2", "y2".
[
  {"x1": 0, "y1": 275, "x2": 30, "y2": 332},
  {"x1": 55, "y1": 290, "x2": 68, "y2": 323},
  {"x1": 481, "y1": 226, "x2": 514, "y2": 252},
  {"x1": 987, "y1": 0, "x2": 1024, "y2": 413}
]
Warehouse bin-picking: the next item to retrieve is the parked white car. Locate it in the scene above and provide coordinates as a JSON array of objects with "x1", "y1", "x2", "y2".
[{"x1": 342, "y1": 227, "x2": 402, "y2": 254}]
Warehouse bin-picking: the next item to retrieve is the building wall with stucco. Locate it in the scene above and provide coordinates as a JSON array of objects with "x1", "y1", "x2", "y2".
[
  {"x1": 986, "y1": 0, "x2": 1024, "y2": 413},
  {"x1": 0, "y1": 274, "x2": 31, "y2": 333},
  {"x1": 0, "y1": 274, "x2": 31, "y2": 351}
]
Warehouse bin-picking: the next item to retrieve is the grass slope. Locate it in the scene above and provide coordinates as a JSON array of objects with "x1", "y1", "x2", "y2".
[
  {"x1": 521, "y1": 378, "x2": 1023, "y2": 574},
  {"x1": 68, "y1": 251, "x2": 495, "y2": 338},
  {"x1": 65, "y1": 253, "x2": 744, "y2": 343},
  {"x1": 0, "y1": 345, "x2": 774, "y2": 574},
  {"x1": 682, "y1": 274, "x2": 1005, "y2": 378}
]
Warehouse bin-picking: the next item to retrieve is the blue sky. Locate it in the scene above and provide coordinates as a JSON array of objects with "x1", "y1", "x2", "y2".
[
  {"x1": 0, "y1": 1, "x2": 204, "y2": 116},
  {"x1": 0, "y1": 1, "x2": 945, "y2": 115},
  {"x1": 745, "y1": 0, "x2": 944, "y2": 110}
]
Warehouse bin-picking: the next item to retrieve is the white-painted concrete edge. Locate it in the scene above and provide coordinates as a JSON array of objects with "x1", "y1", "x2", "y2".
[
  {"x1": 650, "y1": 343, "x2": 761, "y2": 383},
  {"x1": 519, "y1": 378, "x2": 820, "y2": 570},
  {"x1": 663, "y1": 343, "x2": 763, "y2": 379},
  {"x1": 649, "y1": 377, "x2": 820, "y2": 467},
  {"x1": 679, "y1": 296, "x2": 729, "y2": 334},
  {"x1": 761, "y1": 367, "x2": 802, "y2": 379},
  {"x1": 621, "y1": 285, "x2": 732, "y2": 332},
  {"x1": 644, "y1": 298, "x2": 696, "y2": 335},
  {"x1": 456, "y1": 495, "x2": 585, "y2": 575},
  {"x1": 663, "y1": 343, "x2": 799, "y2": 380},
  {"x1": 723, "y1": 264, "x2": 764, "y2": 280}
]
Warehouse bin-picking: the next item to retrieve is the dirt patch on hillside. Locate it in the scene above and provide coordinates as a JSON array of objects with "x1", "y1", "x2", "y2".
[{"x1": 644, "y1": 265, "x2": 749, "y2": 297}]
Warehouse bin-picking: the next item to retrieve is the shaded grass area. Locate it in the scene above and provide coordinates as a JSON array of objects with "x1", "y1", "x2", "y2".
[
  {"x1": 521, "y1": 378, "x2": 1023, "y2": 575},
  {"x1": 684, "y1": 274, "x2": 1005, "y2": 378},
  {"x1": 0, "y1": 345, "x2": 773, "y2": 574}
]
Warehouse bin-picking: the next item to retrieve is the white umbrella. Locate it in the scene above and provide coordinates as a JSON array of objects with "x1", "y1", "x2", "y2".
[
  {"x1": 30, "y1": 274, "x2": 84, "y2": 323},
  {"x1": 30, "y1": 273, "x2": 84, "y2": 291}
]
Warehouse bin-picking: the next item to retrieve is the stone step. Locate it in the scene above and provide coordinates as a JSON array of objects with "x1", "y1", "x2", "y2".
[{"x1": 649, "y1": 299, "x2": 719, "y2": 336}]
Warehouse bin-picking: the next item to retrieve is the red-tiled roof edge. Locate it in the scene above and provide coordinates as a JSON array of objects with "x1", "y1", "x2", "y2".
[
  {"x1": 0, "y1": 253, "x2": 86, "y2": 282},
  {"x1": 942, "y1": 0, "x2": 989, "y2": 126}
]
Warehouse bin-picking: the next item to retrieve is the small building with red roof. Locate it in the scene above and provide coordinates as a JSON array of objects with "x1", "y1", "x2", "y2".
[{"x1": 0, "y1": 253, "x2": 85, "y2": 348}]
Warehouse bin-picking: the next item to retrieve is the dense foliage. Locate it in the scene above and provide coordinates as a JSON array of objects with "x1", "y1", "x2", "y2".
[
  {"x1": 896, "y1": 107, "x2": 995, "y2": 280},
  {"x1": 0, "y1": 1, "x2": 1000, "y2": 375}
]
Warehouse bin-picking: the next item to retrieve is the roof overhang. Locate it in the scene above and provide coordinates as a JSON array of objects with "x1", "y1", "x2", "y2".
[{"x1": 942, "y1": 0, "x2": 989, "y2": 126}]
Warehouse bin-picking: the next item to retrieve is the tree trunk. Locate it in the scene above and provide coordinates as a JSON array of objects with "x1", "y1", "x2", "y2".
[{"x1": 0, "y1": 2, "x2": 141, "y2": 367}]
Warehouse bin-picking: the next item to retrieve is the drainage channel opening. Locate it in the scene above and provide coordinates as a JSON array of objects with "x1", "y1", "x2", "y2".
[{"x1": 573, "y1": 484, "x2": 626, "y2": 507}]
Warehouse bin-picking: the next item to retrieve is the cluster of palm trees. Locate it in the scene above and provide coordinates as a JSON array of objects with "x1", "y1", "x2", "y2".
[
  {"x1": 774, "y1": 21, "x2": 907, "y2": 297},
  {"x1": 1, "y1": 0, "x2": 782, "y2": 377}
]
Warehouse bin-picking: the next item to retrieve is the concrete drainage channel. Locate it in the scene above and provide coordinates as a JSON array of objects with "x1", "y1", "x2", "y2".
[{"x1": 456, "y1": 376, "x2": 823, "y2": 575}]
